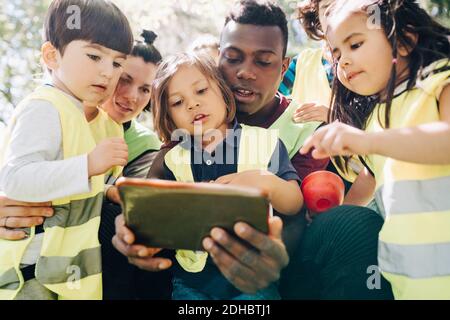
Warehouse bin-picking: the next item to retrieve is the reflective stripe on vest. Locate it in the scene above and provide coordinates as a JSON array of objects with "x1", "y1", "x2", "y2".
[
  {"x1": 0, "y1": 86, "x2": 105, "y2": 299},
  {"x1": 366, "y1": 60, "x2": 450, "y2": 299},
  {"x1": 376, "y1": 175, "x2": 450, "y2": 217},
  {"x1": 165, "y1": 124, "x2": 278, "y2": 273}
]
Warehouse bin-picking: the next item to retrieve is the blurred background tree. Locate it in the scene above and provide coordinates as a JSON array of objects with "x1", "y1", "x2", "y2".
[
  {"x1": 0, "y1": 0, "x2": 449, "y2": 126},
  {"x1": 0, "y1": 0, "x2": 49, "y2": 125}
]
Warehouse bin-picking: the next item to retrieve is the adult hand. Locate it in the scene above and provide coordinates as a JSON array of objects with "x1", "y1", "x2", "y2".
[
  {"x1": 112, "y1": 214, "x2": 172, "y2": 271},
  {"x1": 293, "y1": 102, "x2": 329, "y2": 123},
  {"x1": 202, "y1": 215, "x2": 289, "y2": 294},
  {"x1": 0, "y1": 194, "x2": 53, "y2": 240},
  {"x1": 106, "y1": 186, "x2": 122, "y2": 205}
]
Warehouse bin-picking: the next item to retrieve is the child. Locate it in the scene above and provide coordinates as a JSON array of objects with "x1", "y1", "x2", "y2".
[
  {"x1": 301, "y1": 0, "x2": 450, "y2": 299},
  {"x1": 151, "y1": 52, "x2": 303, "y2": 300},
  {"x1": 0, "y1": 0, "x2": 133, "y2": 300},
  {"x1": 293, "y1": 0, "x2": 378, "y2": 210}
]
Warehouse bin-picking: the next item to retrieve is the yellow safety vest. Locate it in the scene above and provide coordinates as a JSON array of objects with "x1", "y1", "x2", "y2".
[
  {"x1": 0, "y1": 86, "x2": 121, "y2": 300},
  {"x1": 366, "y1": 59, "x2": 450, "y2": 299},
  {"x1": 270, "y1": 48, "x2": 331, "y2": 159},
  {"x1": 164, "y1": 124, "x2": 279, "y2": 272},
  {"x1": 291, "y1": 47, "x2": 332, "y2": 108}
]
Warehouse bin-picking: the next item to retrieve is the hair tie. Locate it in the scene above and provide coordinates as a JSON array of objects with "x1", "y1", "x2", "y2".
[
  {"x1": 141, "y1": 30, "x2": 157, "y2": 45},
  {"x1": 392, "y1": 58, "x2": 398, "y2": 65}
]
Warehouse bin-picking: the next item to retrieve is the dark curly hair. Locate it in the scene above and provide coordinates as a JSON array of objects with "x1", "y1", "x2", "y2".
[
  {"x1": 131, "y1": 30, "x2": 162, "y2": 65},
  {"x1": 297, "y1": 0, "x2": 324, "y2": 41},
  {"x1": 131, "y1": 30, "x2": 163, "y2": 111},
  {"x1": 224, "y1": 0, "x2": 289, "y2": 57}
]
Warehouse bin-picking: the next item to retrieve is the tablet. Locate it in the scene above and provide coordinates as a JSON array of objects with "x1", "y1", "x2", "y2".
[{"x1": 116, "y1": 178, "x2": 271, "y2": 251}]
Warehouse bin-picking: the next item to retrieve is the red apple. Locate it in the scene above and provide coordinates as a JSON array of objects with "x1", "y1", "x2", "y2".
[{"x1": 301, "y1": 171, "x2": 345, "y2": 213}]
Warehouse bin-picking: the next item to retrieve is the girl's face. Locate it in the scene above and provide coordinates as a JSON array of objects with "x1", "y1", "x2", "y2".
[
  {"x1": 103, "y1": 56, "x2": 157, "y2": 124},
  {"x1": 326, "y1": 12, "x2": 406, "y2": 96},
  {"x1": 167, "y1": 65, "x2": 228, "y2": 137}
]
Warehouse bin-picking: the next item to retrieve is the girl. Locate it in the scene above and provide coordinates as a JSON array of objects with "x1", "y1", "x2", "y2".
[
  {"x1": 151, "y1": 52, "x2": 303, "y2": 300},
  {"x1": 293, "y1": 0, "x2": 377, "y2": 208},
  {"x1": 301, "y1": 0, "x2": 450, "y2": 299}
]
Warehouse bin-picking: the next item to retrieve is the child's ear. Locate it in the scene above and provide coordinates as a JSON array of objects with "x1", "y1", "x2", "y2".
[
  {"x1": 398, "y1": 30, "x2": 419, "y2": 57},
  {"x1": 41, "y1": 41, "x2": 59, "y2": 71}
]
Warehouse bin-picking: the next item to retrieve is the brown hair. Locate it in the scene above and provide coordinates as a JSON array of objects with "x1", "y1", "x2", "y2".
[
  {"x1": 297, "y1": 0, "x2": 324, "y2": 40},
  {"x1": 44, "y1": 0, "x2": 133, "y2": 55},
  {"x1": 151, "y1": 52, "x2": 236, "y2": 143}
]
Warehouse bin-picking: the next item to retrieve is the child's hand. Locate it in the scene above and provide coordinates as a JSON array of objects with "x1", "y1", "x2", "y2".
[
  {"x1": 293, "y1": 102, "x2": 329, "y2": 123},
  {"x1": 214, "y1": 170, "x2": 274, "y2": 197},
  {"x1": 88, "y1": 138, "x2": 128, "y2": 177},
  {"x1": 300, "y1": 121, "x2": 373, "y2": 159}
]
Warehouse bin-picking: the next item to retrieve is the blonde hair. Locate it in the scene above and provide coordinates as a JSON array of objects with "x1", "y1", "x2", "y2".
[{"x1": 151, "y1": 52, "x2": 236, "y2": 143}]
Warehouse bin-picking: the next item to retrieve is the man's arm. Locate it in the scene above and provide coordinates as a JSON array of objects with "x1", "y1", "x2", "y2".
[{"x1": 0, "y1": 194, "x2": 54, "y2": 240}]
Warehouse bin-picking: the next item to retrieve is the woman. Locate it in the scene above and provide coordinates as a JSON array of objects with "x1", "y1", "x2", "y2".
[{"x1": 103, "y1": 30, "x2": 162, "y2": 183}]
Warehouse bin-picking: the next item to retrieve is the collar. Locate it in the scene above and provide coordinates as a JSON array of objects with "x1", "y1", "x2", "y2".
[{"x1": 44, "y1": 83, "x2": 84, "y2": 113}]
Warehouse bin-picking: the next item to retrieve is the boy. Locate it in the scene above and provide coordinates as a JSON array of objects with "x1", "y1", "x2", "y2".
[{"x1": 0, "y1": 0, "x2": 133, "y2": 300}]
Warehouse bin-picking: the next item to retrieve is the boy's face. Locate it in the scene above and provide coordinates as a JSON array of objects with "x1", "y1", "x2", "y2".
[
  {"x1": 218, "y1": 22, "x2": 289, "y2": 116},
  {"x1": 51, "y1": 40, "x2": 126, "y2": 106}
]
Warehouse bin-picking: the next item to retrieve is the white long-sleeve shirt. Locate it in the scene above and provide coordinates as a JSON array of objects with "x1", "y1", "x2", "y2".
[
  {"x1": 0, "y1": 96, "x2": 91, "y2": 201},
  {"x1": 0, "y1": 89, "x2": 92, "y2": 266}
]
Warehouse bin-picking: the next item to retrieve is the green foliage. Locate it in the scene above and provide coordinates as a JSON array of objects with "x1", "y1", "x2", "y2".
[{"x1": 0, "y1": 0, "x2": 50, "y2": 123}]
